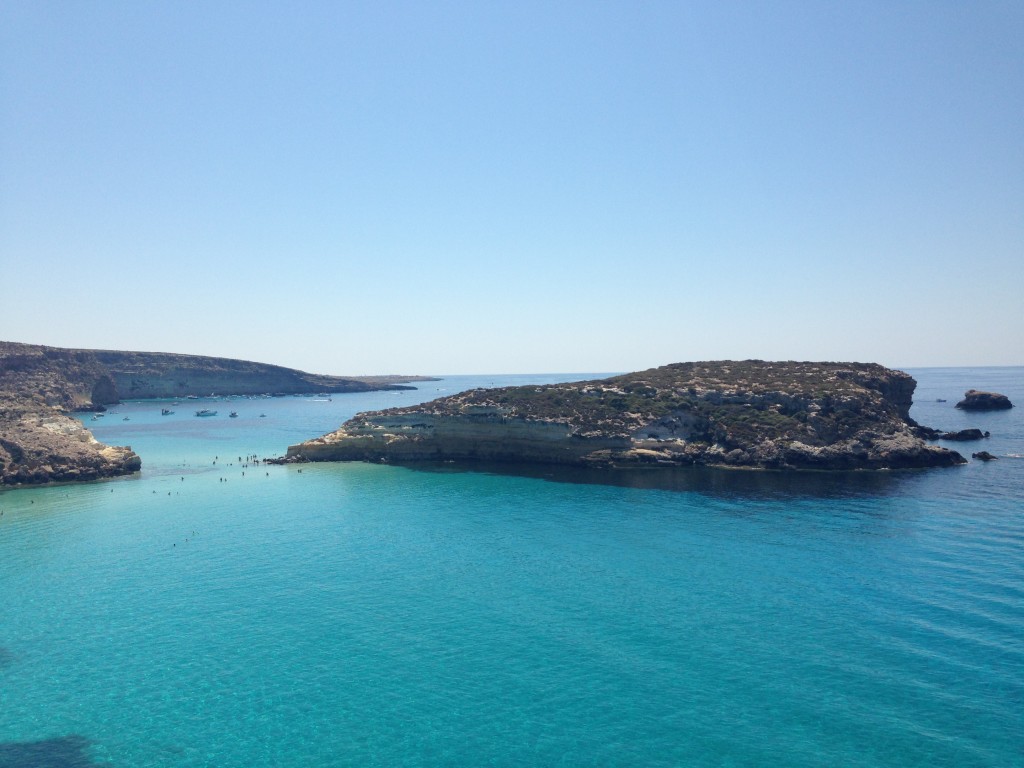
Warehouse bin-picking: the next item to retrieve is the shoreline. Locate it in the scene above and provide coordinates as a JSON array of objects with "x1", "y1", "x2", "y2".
[
  {"x1": 0, "y1": 340, "x2": 434, "y2": 487},
  {"x1": 286, "y1": 361, "x2": 969, "y2": 474}
]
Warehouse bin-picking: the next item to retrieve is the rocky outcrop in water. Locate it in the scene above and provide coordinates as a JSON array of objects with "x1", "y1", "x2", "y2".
[
  {"x1": 938, "y1": 429, "x2": 988, "y2": 441},
  {"x1": 955, "y1": 390, "x2": 1013, "y2": 411},
  {"x1": 286, "y1": 361, "x2": 966, "y2": 472},
  {"x1": 0, "y1": 340, "x2": 430, "y2": 486}
]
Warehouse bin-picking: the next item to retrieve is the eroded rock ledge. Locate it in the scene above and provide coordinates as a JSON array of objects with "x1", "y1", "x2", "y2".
[{"x1": 286, "y1": 361, "x2": 967, "y2": 471}]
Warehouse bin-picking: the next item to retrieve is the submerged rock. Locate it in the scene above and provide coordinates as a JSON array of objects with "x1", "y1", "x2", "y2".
[
  {"x1": 287, "y1": 361, "x2": 966, "y2": 472},
  {"x1": 955, "y1": 390, "x2": 1013, "y2": 411}
]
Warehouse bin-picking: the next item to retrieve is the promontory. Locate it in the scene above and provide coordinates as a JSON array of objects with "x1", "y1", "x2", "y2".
[
  {"x1": 0, "y1": 341, "x2": 429, "y2": 486},
  {"x1": 286, "y1": 361, "x2": 967, "y2": 471}
]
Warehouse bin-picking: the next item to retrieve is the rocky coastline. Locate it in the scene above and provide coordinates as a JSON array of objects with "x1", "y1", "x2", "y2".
[
  {"x1": 285, "y1": 361, "x2": 968, "y2": 472},
  {"x1": 0, "y1": 341, "x2": 429, "y2": 487}
]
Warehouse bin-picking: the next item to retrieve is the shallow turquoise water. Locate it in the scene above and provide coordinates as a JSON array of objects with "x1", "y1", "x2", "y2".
[{"x1": 1, "y1": 369, "x2": 1022, "y2": 766}]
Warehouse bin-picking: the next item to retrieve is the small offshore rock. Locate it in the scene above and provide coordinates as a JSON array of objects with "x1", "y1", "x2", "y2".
[
  {"x1": 972, "y1": 451, "x2": 998, "y2": 461},
  {"x1": 938, "y1": 429, "x2": 987, "y2": 441},
  {"x1": 955, "y1": 390, "x2": 1013, "y2": 411}
]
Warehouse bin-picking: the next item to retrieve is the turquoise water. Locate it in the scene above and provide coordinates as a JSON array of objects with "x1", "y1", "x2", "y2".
[{"x1": 1, "y1": 369, "x2": 1022, "y2": 766}]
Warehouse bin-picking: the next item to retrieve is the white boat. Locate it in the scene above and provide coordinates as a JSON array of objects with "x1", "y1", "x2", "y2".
[
  {"x1": 194, "y1": 409, "x2": 218, "y2": 417},
  {"x1": 161, "y1": 408, "x2": 174, "y2": 415}
]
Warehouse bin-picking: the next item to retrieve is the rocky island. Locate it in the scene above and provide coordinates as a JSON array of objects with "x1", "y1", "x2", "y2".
[
  {"x1": 0, "y1": 341, "x2": 429, "y2": 486},
  {"x1": 286, "y1": 361, "x2": 967, "y2": 471},
  {"x1": 955, "y1": 390, "x2": 1014, "y2": 411}
]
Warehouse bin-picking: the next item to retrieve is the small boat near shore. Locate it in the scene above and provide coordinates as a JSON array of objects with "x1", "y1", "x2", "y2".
[
  {"x1": 161, "y1": 408, "x2": 175, "y2": 415},
  {"x1": 229, "y1": 412, "x2": 238, "y2": 418},
  {"x1": 194, "y1": 409, "x2": 218, "y2": 417}
]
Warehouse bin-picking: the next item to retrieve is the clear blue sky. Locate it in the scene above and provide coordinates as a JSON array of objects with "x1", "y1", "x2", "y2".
[{"x1": 2, "y1": 1, "x2": 1021, "y2": 375}]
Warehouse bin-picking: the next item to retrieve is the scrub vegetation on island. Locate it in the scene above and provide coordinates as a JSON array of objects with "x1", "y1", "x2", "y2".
[{"x1": 289, "y1": 360, "x2": 967, "y2": 471}]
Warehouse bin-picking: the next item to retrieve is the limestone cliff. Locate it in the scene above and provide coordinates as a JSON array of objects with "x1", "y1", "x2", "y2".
[
  {"x1": 287, "y1": 361, "x2": 966, "y2": 471},
  {"x1": 0, "y1": 344, "x2": 140, "y2": 485},
  {"x1": 0, "y1": 341, "x2": 429, "y2": 486},
  {"x1": 0, "y1": 411, "x2": 140, "y2": 485},
  {"x1": 0, "y1": 342, "x2": 425, "y2": 407}
]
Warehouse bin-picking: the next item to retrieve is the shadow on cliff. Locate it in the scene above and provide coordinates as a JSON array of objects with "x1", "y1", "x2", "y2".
[
  {"x1": 0, "y1": 735, "x2": 100, "y2": 768},
  {"x1": 399, "y1": 460, "x2": 919, "y2": 499}
]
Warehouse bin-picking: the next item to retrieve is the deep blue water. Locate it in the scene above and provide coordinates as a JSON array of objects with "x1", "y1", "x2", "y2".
[{"x1": 1, "y1": 368, "x2": 1021, "y2": 767}]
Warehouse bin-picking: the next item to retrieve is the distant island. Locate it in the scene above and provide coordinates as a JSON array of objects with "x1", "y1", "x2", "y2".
[
  {"x1": 0, "y1": 341, "x2": 432, "y2": 486},
  {"x1": 955, "y1": 389, "x2": 1014, "y2": 411},
  {"x1": 287, "y1": 361, "x2": 967, "y2": 471}
]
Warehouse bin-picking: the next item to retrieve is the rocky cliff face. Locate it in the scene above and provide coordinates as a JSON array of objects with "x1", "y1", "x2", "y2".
[
  {"x1": 0, "y1": 343, "x2": 420, "y2": 407},
  {"x1": 0, "y1": 344, "x2": 141, "y2": 485},
  {"x1": 0, "y1": 412, "x2": 140, "y2": 485},
  {"x1": 287, "y1": 361, "x2": 966, "y2": 471},
  {"x1": 89, "y1": 350, "x2": 425, "y2": 399},
  {"x1": 0, "y1": 341, "x2": 428, "y2": 486}
]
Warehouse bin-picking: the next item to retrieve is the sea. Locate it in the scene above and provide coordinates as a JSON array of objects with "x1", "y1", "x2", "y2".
[{"x1": 0, "y1": 367, "x2": 1021, "y2": 767}]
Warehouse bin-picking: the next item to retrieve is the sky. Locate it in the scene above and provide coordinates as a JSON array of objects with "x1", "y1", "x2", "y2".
[{"x1": 1, "y1": 1, "x2": 1021, "y2": 375}]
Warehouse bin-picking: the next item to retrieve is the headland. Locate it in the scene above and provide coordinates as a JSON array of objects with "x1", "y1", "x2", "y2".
[{"x1": 0, "y1": 341, "x2": 431, "y2": 486}]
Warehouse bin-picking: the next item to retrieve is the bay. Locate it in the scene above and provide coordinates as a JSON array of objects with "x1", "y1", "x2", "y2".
[{"x1": 1, "y1": 368, "x2": 1021, "y2": 766}]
